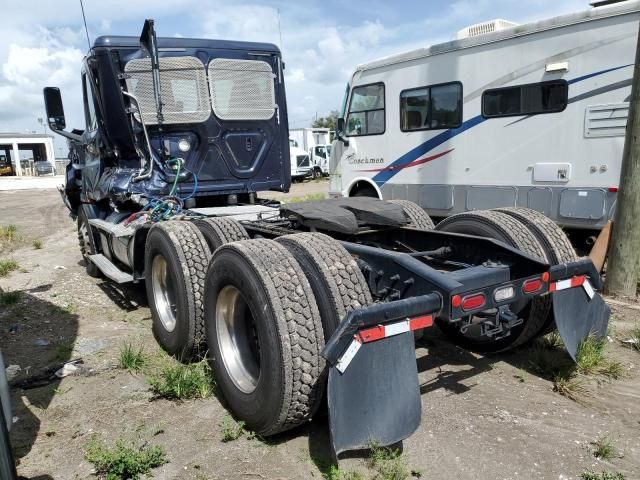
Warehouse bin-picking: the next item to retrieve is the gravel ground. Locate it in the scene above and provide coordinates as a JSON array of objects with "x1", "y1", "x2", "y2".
[{"x1": 0, "y1": 181, "x2": 639, "y2": 480}]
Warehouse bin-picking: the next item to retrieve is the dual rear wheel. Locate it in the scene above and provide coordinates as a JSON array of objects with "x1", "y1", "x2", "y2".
[{"x1": 145, "y1": 218, "x2": 371, "y2": 435}]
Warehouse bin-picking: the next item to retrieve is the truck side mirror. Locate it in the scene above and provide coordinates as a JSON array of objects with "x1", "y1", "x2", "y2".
[
  {"x1": 337, "y1": 117, "x2": 345, "y2": 133},
  {"x1": 43, "y1": 87, "x2": 66, "y2": 131}
]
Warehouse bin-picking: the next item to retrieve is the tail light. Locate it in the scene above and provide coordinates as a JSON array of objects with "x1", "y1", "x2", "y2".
[
  {"x1": 461, "y1": 293, "x2": 485, "y2": 311},
  {"x1": 523, "y1": 278, "x2": 543, "y2": 294}
]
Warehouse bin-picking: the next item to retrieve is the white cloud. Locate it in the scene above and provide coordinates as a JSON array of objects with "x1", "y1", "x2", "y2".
[{"x1": 0, "y1": 0, "x2": 599, "y2": 145}]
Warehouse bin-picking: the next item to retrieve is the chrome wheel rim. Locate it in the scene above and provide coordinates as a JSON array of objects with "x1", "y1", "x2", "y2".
[
  {"x1": 216, "y1": 285, "x2": 260, "y2": 394},
  {"x1": 151, "y1": 255, "x2": 178, "y2": 332}
]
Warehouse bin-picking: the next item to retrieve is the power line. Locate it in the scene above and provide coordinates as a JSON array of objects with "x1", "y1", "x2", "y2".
[{"x1": 79, "y1": 0, "x2": 91, "y2": 51}]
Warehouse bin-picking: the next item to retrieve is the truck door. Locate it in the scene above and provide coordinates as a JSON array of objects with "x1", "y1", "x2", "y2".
[
  {"x1": 80, "y1": 71, "x2": 103, "y2": 201},
  {"x1": 207, "y1": 55, "x2": 288, "y2": 186}
]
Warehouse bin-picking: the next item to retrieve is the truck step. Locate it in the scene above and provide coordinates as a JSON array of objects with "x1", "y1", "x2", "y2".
[{"x1": 88, "y1": 254, "x2": 133, "y2": 284}]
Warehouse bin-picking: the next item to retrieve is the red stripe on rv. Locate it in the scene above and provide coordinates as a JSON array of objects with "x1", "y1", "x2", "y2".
[{"x1": 356, "y1": 149, "x2": 454, "y2": 173}]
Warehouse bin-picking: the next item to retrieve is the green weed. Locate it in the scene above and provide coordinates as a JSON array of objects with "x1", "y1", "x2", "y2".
[
  {"x1": 61, "y1": 301, "x2": 78, "y2": 314},
  {"x1": 32, "y1": 239, "x2": 43, "y2": 249},
  {"x1": 85, "y1": 436, "x2": 168, "y2": 480},
  {"x1": 53, "y1": 342, "x2": 74, "y2": 362},
  {"x1": 119, "y1": 343, "x2": 146, "y2": 372},
  {"x1": 580, "y1": 471, "x2": 626, "y2": 480},
  {"x1": 218, "y1": 415, "x2": 245, "y2": 442},
  {"x1": 0, "y1": 290, "x2": 20, "y2": 306},
  {"x1": 553, "y1": 372, "x2": 587, "y2": 403},
  {"x1": 322, "y1": 465, "x2": 365, "y2": 480},
  {"x1": 148, "y1": 360, "x2": 213, "y2": 399},
  {"x1": 367, "y1": 442, "x2": 410, "y2": 480},
  {"x1": 576, "y1": 335, "x2": 606, "y2": 374},
  {"x1": 592, "y1": 436, "x2": 618, "y2": 461},
  {"x1": 625, "y1": 326, "x2": 640, "y2": 352},
  {"x1": 0, "y1": 225, "x2": 17, "y2": 242},
  {"x1": 0, "y1": 259, "x2": 19, "y2": 277}
]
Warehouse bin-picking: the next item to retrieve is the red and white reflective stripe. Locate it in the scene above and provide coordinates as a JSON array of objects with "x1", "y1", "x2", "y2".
[
  {"x1": 549, "y1": 275, "x2": 585, "y2": 292},
  {"x1": 549, "y1": 275, "x2": 594, "y2": 299},
  {"x1": 335, "y1": 315, "x2": 433, "y2": 374}
]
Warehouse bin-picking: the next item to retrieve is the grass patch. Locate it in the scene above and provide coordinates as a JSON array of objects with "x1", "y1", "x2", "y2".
[
  {"x1": 32, "y1": 239, "x2": 43, "y2": 250},
  {"x1": 599, "y1": 361, "x2": 625, "y2": 380},
  {"x1": 0, "y1": 290, "x2": 20, "y2": 306},
  {"x1": 323, "y1": 465, "x2": 365, "y2": 480},
  {"x1": 367, "y1": 442, "x2": 410, "y2": 480},
  {"x1": 0, "y1": 259, "x2": 19, "y2": 277},
  {"x1": 119, "y1": 343, "x2": 146, "y2": 372},
  {"x1": 553, "y1": 372, "x2": 588, "y2": 402},
  {"x1": 148, "y1": 360, "x2": 213, "y2": 400},
  {"x1": 576, "y1": 335, "x2": 606, "y2": 375},
  {"x1": 85, "y1": 436, "x2": 168, "y2": 480},
  {"x1": 0, "y1": 225, "x2": 17, "y2": 246},
  {"x1": 280, "y1": 193, "x2": 327, "y2": 204},
  {"x1": 624, "y1": 326, "x2": 640, "y2": 352},
  {"x1": 592, "y1": 436, "x2": 618, "y2": 460},
  {"x1": 61, "y1": 300, "x2": 78, "y2": 314},
  {"x1": 527, "y1": 341, "x2": 573, "y2": 378},
  {"x1": 580, "y1": 471, "x2": 626, "y2": 480},
  {"x1": 53, "y1": 342, "x2": 75, "y2": 362},
  {"x1": 218, "y1": 415, "x2": 245, "y2": 442}
]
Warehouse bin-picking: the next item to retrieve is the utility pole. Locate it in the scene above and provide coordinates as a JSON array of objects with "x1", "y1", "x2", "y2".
[{"x1": 605, "y1": 23, "x2": 640, "y2": 297}]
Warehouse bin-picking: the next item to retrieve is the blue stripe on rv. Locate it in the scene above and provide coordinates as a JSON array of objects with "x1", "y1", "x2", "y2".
[{"x1": 372, "y1": 64, "x2": 633, "y2": 187}]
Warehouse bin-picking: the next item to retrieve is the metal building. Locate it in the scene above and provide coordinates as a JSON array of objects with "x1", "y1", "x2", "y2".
[{"x1": 0, "y1": 133, "x2": 56, "y2": 176}]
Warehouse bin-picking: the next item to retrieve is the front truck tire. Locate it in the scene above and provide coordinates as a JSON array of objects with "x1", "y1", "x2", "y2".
[
  {"x1": 435, "y1": 210, "x2": 551, "y2": 352},
  {"x1": 276, "y1": 232, "x2": 372, "y2": 338},
  {"x1": 494, "y1": 207, "x2": 577, "y2": 335},
  {"x1": 77, "y1": 205, "x2": 101, "y2": 278},
  {"x1": 204, "y1": 239, "x2": 325, "y2": 435},
  {"x1": 389, "y1": 199, "x2": 435, "y2": 230},
  {"x1": 193, "y1": 217, "x2": 249, "y2": 253},
  {"x1": 145, "y1": 221, "x2": 211, "y2": 362}
]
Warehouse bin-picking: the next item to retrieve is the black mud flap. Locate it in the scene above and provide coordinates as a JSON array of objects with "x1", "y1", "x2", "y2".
[
  {"x1": 327, "y1": 332, "x2": 421, "y2": 457},
  {"x1": 553, "y1": 284, "x2": 610, "y2": 361}
]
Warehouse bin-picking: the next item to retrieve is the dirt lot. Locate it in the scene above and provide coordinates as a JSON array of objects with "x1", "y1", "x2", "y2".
[{"x1": 1, "y1": 180, "x2": 639, "y2": 480}]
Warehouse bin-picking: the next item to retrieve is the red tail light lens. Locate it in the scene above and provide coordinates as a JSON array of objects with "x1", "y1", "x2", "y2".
[
  {"x1": 461, "y1": 293, "x2": 485, "y2": 311},
  {"x1": 451, "y1": 294, "x2": 462, "y2": 308},
  {"x1": 523, "y1": 278, "x2": 543, "y2": 293}
]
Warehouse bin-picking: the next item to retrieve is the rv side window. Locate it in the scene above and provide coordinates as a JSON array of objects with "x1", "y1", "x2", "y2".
[
  {"x1": 482, "y1": 80, "x2": 568, "y2": 118},
  {"x1": 346, "y1": 83, "x2": 385, "y2": 136},
  {"x1": 400, "y1": 82, "x2": 462, "y2": 131}
]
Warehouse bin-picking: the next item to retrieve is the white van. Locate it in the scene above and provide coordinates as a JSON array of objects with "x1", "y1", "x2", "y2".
[{"x1": 329, "y1": 0, "x2": 638, "y2": 230}]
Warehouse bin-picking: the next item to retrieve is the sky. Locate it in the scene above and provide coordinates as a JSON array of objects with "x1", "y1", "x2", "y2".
[{"x1": 0, "y1": 0, "x2": 590, "y2": 156}]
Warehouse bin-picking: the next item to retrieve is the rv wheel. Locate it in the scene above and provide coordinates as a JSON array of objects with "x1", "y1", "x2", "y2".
[
  {"x1": 193, "y1": 217, "x2": 249, "y2": 253},
  {"x1": 277, "y1": 233, "x2": 372, "y2": 338},
  {"x1": 389, "y1": 199, "x2": 435, "y2": 230},
  {"x1": 204, "y1": 239, "x2": 325, "y2": 435},
  {"x1": 435, "y1": 210, "x2": 551, "y2": 352},
  {"x1": 494, "y1": 207, "x2": 577, "y2": 337},
  {"x1": 145, "y1": 221, "x2": 211, "y2": 361}
]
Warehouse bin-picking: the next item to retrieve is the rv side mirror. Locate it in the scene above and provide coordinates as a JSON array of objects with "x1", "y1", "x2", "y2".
[
  {"x1": 336, "y1": 117, "x2": 349, "y2": 146},
  {"x1": 43, "y1": 87, "x2": 66, "y2": 131}
]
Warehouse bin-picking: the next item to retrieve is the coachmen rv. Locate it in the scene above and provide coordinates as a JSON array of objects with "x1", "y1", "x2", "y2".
[{"x1": 329, "y1": 0, "x2": 638, "y2": 231}]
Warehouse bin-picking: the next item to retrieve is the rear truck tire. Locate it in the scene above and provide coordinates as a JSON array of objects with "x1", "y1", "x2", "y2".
[
  {"x1": 77, "y1": 205, "x2": 101, "y2": 278},
  {"x1": 145, "y1": 221, "x2": 211, "y2": 362},
  {"x1": 494, "y1": 207, "x2": 578, "y2": 335},
  {"x1": 435, "y1": 210, "x2": 551, "y2": 352},
  {"x1": 204, "y1": 239, "x2": 325, "y2": 435},
  {"x1": 276, "y1": 232, "x2": 373, "y2": 338},
  {"x1": 193, "y1": 217, "x2": 249, "y2": 253},
  {"x1": 389, "y1": 199, "x2": 435, "y2": 230},
  {"x1": 312, "y1": 168, "x2": 322, "y2": 180}
]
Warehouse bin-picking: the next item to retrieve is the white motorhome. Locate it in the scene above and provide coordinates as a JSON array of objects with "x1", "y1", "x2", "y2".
[
  {"x1": 329, "y1": 0, "x2": 637, "y2": 230},
  {"x1": 290, "y1": 127, "x2": 332, "y2": 177}
]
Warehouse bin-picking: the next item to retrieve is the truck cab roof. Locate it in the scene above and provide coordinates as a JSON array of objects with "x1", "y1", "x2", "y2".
[{"x1": 92, "y1": 35, "x2": 281, "y2": 53}]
